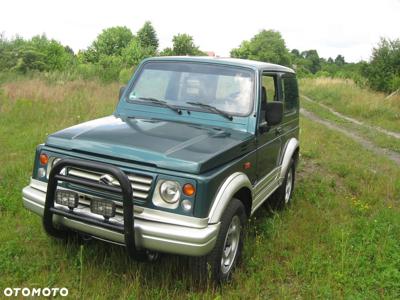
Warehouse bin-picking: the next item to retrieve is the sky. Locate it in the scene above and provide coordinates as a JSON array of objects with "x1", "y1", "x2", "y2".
[{"x1": 1, "y1": 0, "x2": 399, "y2": 63}]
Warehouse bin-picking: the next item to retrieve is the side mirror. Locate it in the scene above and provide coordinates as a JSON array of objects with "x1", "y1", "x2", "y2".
[
  {"x1": 265, "y1": 102, "x2": 283, "y2": 126},
  {"x1": 119, "y1": 86, "x2": 126, "y2": 101}
]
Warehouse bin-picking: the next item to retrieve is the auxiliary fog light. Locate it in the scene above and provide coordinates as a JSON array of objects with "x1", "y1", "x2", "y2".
[
  {"x1": 90, "y1": 198, "x2": 116, "y2": 218},
  {"x1": 55, "y1": 190, "x2": 79, "y2": 209},
  {"x1": 181, "y1": 199, "x2": 192, "y2": 211}
]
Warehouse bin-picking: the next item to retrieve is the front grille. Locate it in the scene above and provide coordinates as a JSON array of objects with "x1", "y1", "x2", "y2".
[{"x1": 67, "y1": 168, "x2": 153, "y2": 200}]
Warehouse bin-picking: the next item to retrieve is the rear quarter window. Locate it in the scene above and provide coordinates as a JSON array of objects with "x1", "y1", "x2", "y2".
[{"x1": 282, "y1": 75, "x2": 299, "y2": 112}]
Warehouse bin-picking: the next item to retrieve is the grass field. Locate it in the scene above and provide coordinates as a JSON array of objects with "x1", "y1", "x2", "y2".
[
  {"x1": 300, "y1": 78, "x2": 400, "y2": 133},
  {"x1": 301, "y1": 96, "x2": 400, "y2": 154},
  {"x1": 1, "y1": 79, "x2": 399, "y2": 299}
]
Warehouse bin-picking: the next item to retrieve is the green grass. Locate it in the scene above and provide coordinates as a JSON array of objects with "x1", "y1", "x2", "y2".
[
  {"x1": 300, "y1": 77, "x2": 400, "y2": 132},
  {"x1": 301, "y1": 96, "x2": 400, "y2": 153},
  {"x1": 1, "y1": 80, "x2": 400, "y2": 298}
]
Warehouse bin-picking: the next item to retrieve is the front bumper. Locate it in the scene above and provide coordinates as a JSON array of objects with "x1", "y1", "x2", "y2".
[{"x1": 23, "y1": 181, "x2": 219, "y2": 256}]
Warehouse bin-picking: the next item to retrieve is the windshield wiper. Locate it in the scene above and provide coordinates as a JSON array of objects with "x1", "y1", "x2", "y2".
[
  {"x1": 186, "y1": 101, "x2": 233, "y2": 121},
  {"x1": 133, "y1": 97, "x2": 182, "y2": 115}
]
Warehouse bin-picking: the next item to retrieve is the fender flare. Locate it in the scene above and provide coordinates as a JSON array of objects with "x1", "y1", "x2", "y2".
[
  {"x1": 208, "y1": 172, "x2": 253, "y2": 224},
  {"x1": 279, "y1": 137, "x2": 299, "y2": 179}
]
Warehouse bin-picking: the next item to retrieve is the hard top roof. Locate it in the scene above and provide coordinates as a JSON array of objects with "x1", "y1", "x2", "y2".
[{"x1": 143, "y1": 56, "x2": 295, "y2": 73}]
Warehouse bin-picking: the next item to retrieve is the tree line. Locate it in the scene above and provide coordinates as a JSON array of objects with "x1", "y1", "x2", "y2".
[
  {"x1": 0, "y1": 22, "x2": 204, "y2": 83},
  {"x1": 0, "y1": 22, "x2": 399, "y2": 93},
  {"x1": 230, "y1": 30, "x2": 400, "y2": 93}
]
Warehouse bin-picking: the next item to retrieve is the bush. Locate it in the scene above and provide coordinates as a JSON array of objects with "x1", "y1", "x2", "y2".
[
  {"x1": 75, "y1": 64, "x2": 102, "y2": 81},
  {"x1": 315, "y1": 71, "x2": 330, "y2": 78},
  {"x1": 119, "y1": 68, "x2": 135, "y2": 84},
  {"x1": 390, "y1": 75, "x2": 400, "y2": 92},
  {"x1": 96, "y1": 55, "x2": 123, "y2": 82},
  {"x1": 121, "y1": 38, "x2": 155, "y2": 66},
  {"x1": 0, "y1": 35, "x2": 75, "y2": 73},
  {"x1": 362, "y1": 38, "x2": 400, "y2": 93}
]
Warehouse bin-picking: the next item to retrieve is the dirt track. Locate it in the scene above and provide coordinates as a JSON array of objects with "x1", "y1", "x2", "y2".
[
  {"x1": 300, "y1": 108, "x2": 400, "y2": 166},
  {"x1": 302, "y1": 95, "x2": 400, "y2": 140}
]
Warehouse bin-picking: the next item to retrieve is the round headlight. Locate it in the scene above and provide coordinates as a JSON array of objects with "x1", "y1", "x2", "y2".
[{"x1": 159, "y1": 181, "x2": 181, "y2": 203}]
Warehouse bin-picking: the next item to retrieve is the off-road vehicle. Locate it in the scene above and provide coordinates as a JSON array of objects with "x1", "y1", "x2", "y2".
[{"x1": 23, "y1": 57, "x2": 299, "y2": 282}]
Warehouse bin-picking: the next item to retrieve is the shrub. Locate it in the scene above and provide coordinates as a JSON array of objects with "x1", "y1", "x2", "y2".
[
  {"x1": 97, "y1": 55, "x2": 123, "y2": 83},
  {"x1": 362, "y1": 38, "x2": 400, "y2": 93},
  {"x1": 119, "y1": 68, "x2": 135, "y2": 84}
]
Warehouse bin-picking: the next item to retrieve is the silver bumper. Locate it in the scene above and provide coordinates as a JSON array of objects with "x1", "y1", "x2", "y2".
[{"x1": 22, "y1": 182, "x2": 219, "y2": 256}]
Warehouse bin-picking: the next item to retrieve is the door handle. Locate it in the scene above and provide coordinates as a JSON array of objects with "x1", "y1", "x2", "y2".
[{"x1": 275, "y1": 127, "x2": 284, "y2": 135}]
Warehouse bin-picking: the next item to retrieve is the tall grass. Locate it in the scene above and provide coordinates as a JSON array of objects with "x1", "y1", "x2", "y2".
[
  {"x1": 300, "y1": 78, "x2": 400, "y2": 132},
  {"x1": 0, "y1": 66, "x2": 135, "y2": 86},
  {"x1": 0, "y1": 79, "x2": 399, "y2": 298}
]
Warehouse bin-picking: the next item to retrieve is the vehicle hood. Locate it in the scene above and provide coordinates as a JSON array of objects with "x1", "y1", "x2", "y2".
[{"x1": 45, "y1": 116, "x2": 254, "y2": 174}]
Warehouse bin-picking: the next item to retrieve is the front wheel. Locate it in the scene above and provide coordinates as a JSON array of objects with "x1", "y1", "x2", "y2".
[{"x1": 194, "y1": 198, "x2": 247, "y2": 283}]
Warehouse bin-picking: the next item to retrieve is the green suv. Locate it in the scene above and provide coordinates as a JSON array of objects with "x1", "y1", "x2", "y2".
[{"x1": 22, "y1": 57, "x2": 299, "y2": 282}]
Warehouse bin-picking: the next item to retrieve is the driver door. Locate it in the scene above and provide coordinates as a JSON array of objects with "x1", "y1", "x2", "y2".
[{"x1": 256, "y1": 73, "x2": 282, "y2": 185}]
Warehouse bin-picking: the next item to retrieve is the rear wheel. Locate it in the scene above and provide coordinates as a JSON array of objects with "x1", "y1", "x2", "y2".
[
  {"x1": 194, "y1": 198, "x2": 247, "y2": 283},
  {"x1": 270, "y1": 159, "x2": 295, "y2": 210}
]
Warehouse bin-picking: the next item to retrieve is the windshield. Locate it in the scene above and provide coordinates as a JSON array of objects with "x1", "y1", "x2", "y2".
[{"x1": 127, "y1": 61, "x2": 255, "y2": 116}]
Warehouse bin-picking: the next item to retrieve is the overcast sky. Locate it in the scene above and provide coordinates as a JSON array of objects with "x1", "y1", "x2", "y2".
[{"x1": 1, "y1": 0, "x2": 399, "y2": 63}]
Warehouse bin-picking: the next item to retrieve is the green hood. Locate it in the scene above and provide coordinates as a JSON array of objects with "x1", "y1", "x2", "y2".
[{"x1": 45, "y1": 116, "x2": 254, "y2": 174}]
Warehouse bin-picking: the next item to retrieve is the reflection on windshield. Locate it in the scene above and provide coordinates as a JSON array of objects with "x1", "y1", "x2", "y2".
[
  {"x1": 127, "y1": 61, "x2": 254, "y2": 116},
  {"x1": 221, "y1": 75, "x2": 253, "y2": 113}
]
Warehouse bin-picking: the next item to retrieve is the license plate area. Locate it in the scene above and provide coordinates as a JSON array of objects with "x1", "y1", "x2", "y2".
[{"x1": 90, "y1": 198, "x2": 116, "y2": 218}]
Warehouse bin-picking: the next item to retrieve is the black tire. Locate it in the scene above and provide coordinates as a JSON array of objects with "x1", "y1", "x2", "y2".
[
  {"x1": 269, "y1": 159, "x2": 295, "y2": 210},
  {"x1": 194, "y1": 198, "x2": 247, "y2": 284}
]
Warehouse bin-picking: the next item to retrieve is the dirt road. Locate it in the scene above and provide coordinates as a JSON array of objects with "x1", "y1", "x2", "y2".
[
  {"x1": 300, "y1": 108, "x2": 400, "y2": 166},
  {"x1": 302, "y1": 95, "x2": 400, "y2": 140}
]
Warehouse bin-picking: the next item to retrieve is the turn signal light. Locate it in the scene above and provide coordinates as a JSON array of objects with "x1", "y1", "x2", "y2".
[
  {"x1": 183, "y1": 183, "x2": 196, "y2": 197},
  {"x1": 39, "y1": 153, "x2": 49, "y2": 165},
  {"x1": 243, "y1": 162, "x2": 252, "y2": 169}
]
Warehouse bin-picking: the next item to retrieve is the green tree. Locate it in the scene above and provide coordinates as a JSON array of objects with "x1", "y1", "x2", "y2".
[
  {"x1": 334, "y1": 54, "x2": 346, "y2": 66},
  {"x1": 301, "y1": 50, "x2": 321, "y2": 74},
  {"x1": 290, "y1": 49, "x2": 301, "y2": 58},
  {"x1": 0, "y1": 34, "x2": 74, "y2": 72},
  {"x1": 64, "y1": 45, "x2": 74, "y2": 56},
  {"x1": 15, "y1": 49, "x2": 46, "y2": 73},
  {"x1": 29, "y1": 35, "x2": 75, "y2": 70},
  {"x1": 87, "y1": 26, "x2": 134, "y2": 61},
  {"x1": 137, "y1": 21, "x2": 158, "y2": 50},
  {"x1": 0, "y1": 34, "x2": 22, "y2": 70},
  {"x1": 230, "y1": 30, "x2": 291, "y2": 66},
  {"x1": 159, "y1": 47, "x2": 174, "y2": 56},
  {"x1": 163, "y1": 33, "x2": 203, "y2": 56},
  {"x1": 230, "y1": 41, "x2": 251, "y2": 59},
  {"x1": 122, "y1": 38, "x2": 156, "y2": 66},
  {"x1": 362, "y1": 38, "x2": 400, "y2": 92}
]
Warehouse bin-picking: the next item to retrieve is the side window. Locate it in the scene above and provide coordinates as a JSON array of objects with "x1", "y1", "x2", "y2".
[
  {"x1": 260, "y1": 74, "x2": 278, "y2": 121},
  {"x1": 282, "y1": 75, "x2": 299, "y2": 112}
]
